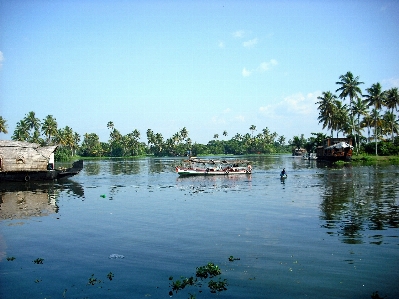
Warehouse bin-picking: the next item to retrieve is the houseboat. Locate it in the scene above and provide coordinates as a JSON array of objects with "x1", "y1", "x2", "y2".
[
  {"x1": 316, "y1": 138, "x2": 353, "y2": 161},
  {"x1": 0, "y1": 140, "x2": 83, "y2": 182}
]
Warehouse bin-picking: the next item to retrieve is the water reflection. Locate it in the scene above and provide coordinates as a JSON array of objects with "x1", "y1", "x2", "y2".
[
  {"x1": 0, "y1": 181, "x2": 84, "y2": 220},
  {"x1": 318, "y1": 165, "x2": 399, "y2": 244}
]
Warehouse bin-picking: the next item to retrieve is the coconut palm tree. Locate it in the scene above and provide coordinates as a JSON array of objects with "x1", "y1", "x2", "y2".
[
  {"x1": 42, "y1": 115, "x2": 58, "y2": 145},
  {"x1": 222, "y1": 130, "x2": 228, "y2": 138},
  {"x1": 316, "y1": 91, "x2": 337, "y2": 137},
  {"x1": 249, "y1": 125, "x2": 256, "y2": 137},
  {"x1": 384, "y1": 87, "x2": 399, "y2": 141},
  {"x1": 12, "y1": 120, "x2": 30, "y2": 141},
  {"x1": 351, "y1": 97, "x2": 369, "y2": 153},
  {"x1": 0, "y1": 116, "x2": 8, "y2": 134},
  {"x1": 335, "y1": 72, "x2": 363, "y2": 140},
  {"x1": 360, "y1": 112, "x2": 373, "y2": 143},
  {"x1": 331, "y1": 100, "x2": 348, "y2": 137},
  {"x1": 364, "y1": 82, "x2": 386, "y2": 155}
]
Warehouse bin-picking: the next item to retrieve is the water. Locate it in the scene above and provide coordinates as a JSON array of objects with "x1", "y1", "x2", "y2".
[{"x1": 0, "y1": 155, "x2": 398, "y2": 299}]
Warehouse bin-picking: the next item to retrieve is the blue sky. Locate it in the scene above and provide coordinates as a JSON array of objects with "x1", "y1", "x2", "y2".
[{"x1": 1, "y1": 0, "x2": 398, "y2": 144}]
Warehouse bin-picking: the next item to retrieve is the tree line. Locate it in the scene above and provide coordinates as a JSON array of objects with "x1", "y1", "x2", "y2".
[
  {"x1": 0, "y1": 114, "x2": 291, "y2": 160},
  {"x1": 1, "y1": 71, "x2": 398, "y2": 159}
]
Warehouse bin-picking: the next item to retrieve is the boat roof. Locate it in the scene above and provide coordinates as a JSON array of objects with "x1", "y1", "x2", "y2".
[{"x1": 183, "y1": 157, "x2": 251, "y2": 164}]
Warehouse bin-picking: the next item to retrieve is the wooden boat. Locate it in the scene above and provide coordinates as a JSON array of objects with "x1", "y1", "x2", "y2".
[
  {"x1": 0, "y1": 140, "x2": 83, "y2": 182},
  {"x1": 176, "y1": 157, "x2": 252, "y2": 176},
  {"x1": 316, "y1": 138, "x2": 353, "y2": 161}
]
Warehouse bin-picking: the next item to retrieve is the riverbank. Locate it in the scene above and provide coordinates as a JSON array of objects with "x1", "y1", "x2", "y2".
[{"x1": 351, "y1": 154, "x2": 399, "y2": 164}]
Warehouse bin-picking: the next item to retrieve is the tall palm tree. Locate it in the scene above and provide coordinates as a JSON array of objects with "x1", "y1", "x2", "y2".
[
  {"x1": 351, "y1": 97, "x2": 369, "y2": 153},
  {"x1": 331, "y1": 100, "x2": 348, "y2": 137},
  {"x1": 335, "y1": 72, "x2": 363, "y2": 142},
  {"x1": 0, "y1": 116, "x2": 8, "y2": 134},
  {"x1": 384, "y1": 87, "x2": 399, "y2": 141},
  {"x1": 364, "y1": 82, "x2": 386, "y2": 155},
  {"x1": 249, "y1": 125, "x2": 256, "y2": 137},
  {"x1": 42, "y1": 115, "x2": 58, "y2": 145},
  {"x1": 316, "y1": 91, "x2": 337, "y2": 137},
  {"x1": 222, "y1": 130, "x2": 228, "y2": 138},
  {"x1": 24, "y1": 111, "x2": 41, "y2": 141},
  {"x1": 12, "y1": 120, "x2": 30, "y2": 141},
  {"x1": 360, "y1": 112, "x2": 373, "y2": 143}
]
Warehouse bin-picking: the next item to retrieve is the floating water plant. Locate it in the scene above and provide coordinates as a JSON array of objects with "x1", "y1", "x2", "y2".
[
  {"x1": 87, "y1": 274, "x2": 101, "y2": 285},
  {"x1": 6, "y1": 256, "x2": 16, "y2": 261},
  {"x1": 107, "y1": 272, "x2": 114, "y2": 281},
  {"x1": 33, "y1": 258, "x2": 44, "y2": 264},
  {"x1": 228, "y1": 255, "x2": 240, "y2": 262},
  {"x1": 169, "y1": 262, "x2": 227, "y2": 297}
]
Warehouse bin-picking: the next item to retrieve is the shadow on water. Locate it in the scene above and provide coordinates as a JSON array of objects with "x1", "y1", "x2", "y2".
[{"x1": 0, "y1": 180, "x2": 84, "y2": 220}]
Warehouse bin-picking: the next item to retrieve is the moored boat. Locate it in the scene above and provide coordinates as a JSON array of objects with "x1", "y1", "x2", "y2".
[
  {"x1": 316, "y1": 138, "x2": 353, "y2": 161},
  {"x1": 0, "y1": 140, "x2": 83, "y2": 182},
  {"x1": 175, "y1": 158, "x2": 252, "y2": 176}
]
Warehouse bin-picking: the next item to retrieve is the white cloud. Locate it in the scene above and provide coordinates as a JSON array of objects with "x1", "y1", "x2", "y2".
[
  {"x1": 242, "y1": 67, "x2": 252, "y2": 77},
  {"x1": 0, "y1": 51, "x2": 3, "y2": 68},
  {"x1": 235, "y1": 115, "x2": 245, "y2": 122},
  {"x1": 259, "y1": 91, "x2": 320, "y2": 118},
  {"x1": 259, "y1": 59, "x2": 278, "y2": 72},
  {"x1": 242, "y1": 59, "x2": 278, "y2": 77},
  {"x1": 218, "y1": 41, "x2": 225, "y2": 48},
  {"x1": 243, "y1": 38, "x2": 258, "y2": 48},
  {"x1": 382, "y1": 77, "x2": 399, "y2": 88},
  {"x1": 233, "y1": 30, "x2": 245, "y2": 38}
]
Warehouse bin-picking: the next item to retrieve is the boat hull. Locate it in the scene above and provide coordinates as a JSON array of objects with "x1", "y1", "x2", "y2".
[
  {"x1": 0, "y1": 160, "x2": 83, "y2": 182},
  {"x1": 176, "y1": 167, "x2": 251, "y2": 176}
]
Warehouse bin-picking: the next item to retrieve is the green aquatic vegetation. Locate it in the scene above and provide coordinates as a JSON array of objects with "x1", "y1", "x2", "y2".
[
  {"x1": 196, "y1": 262, "x2": 221, "y2": 279},
  {"x1": 33, "y1": 258, "x2": 44, "y2": 264},
  {"x1": 107, "y1": 272, "x2": 114, "y2": 281},
  {"x1": 169, "y1": 262, "x2": 227, "y2": 297},
  {"x1": 6, "y1": 256, "x2": 16, "y2": 261},
  {"x1": 208, "y1": 278, "x2": 228, "y2": 293},
  {"x1": 228, "y1": 255, "x2": 240, "y2": 262},
  {"x1": 87, "y1": 274, "x2": 102, "y2": 285}
]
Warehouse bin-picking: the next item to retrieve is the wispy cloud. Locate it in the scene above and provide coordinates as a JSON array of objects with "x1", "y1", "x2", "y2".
[
  {"x1": 259, "y1": 92, "x2": 320, "y2": 118},
  {"x1": 0, "y1": 51, "x2": 3, "y2": 68},
  {"x1": 233, "y1": 30, "x2": 245, "y2": 38},
  {"x1": 243, "y1": 38, "x2": 258, "y2": 48},
  {"x1": 242, "y1": 59, "x2": 278, "y2": 77},
  {"x1": 218, "y1": 41, "x2": 225, "y2": 48},
  {"x1": 382, "y1": 77, "x2": 399, "y2": 88}
]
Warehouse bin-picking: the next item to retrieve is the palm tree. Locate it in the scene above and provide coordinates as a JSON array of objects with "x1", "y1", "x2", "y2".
[
  {"x1": 364, "y1": 83, "x2": 386, "y2": 155},
  {"x1": 335, "y1": 72, "x2": 363, "y2": 141},
  {"x1": 213, "y1": 133, "x2": 219, "y2": 140},
  {"x1": 382, "y1": 112, "x2": 399, "y2": 141},
  {"x1": 0, "y1": 116, "x2": 8, "y2": 134},
  {"x1": 24, "y1": 111, "x2": 41, "y2": 141},
  {"x1": 222, "y1": 130, "x2": 228, "y2": 138},
  {"x1": 360, "y1": 112, "x2": 373, "y2": 143},
  {"x1": 180, "y1": 127, "x2": 188, "y2": 140},
  {"x1": 249, "y1": 125, "x2": 256, "y2": 137},
  {"x1": 316, "y1": 91, "x2": 337, "y2": 137},
  {"x1": 12, "y1": 120, "x2": 30, "y2": 141},
  {"x1": 331, "y1": 100, "x2": 349, "y2": 137},
  {"x1": 351, "y1": 97, "x2": 369, "y2": 153},
  {"x1": 42, "y1": 115, "x2": 58, "y2": 145},
  {"x1": 384, "y1": 87, "x2": 399, "y2": 141}
]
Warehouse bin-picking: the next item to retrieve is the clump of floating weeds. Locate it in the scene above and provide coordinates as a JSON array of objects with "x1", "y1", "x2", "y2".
[
  {"x1": 371, "y1": 291, "x2": 387, "y2": 299},
  {"x1": 168, "y1": 262, "x2": 228, "y2": 297},
  {"x1": 228, "y1": 255, "x2": 240, "y2": 262},
  {"x1": 6, "y1": 256, "x2": 16, "y2": 261},
  {"x1": 88, "y1": 274, "x2": 102, "y2": 285},
  {"x1": 33, "y1": 258, "x2": 44, "y2": 264},
  {"x1": 107, "y1": 272, "x2": 114, "y2": 281}
]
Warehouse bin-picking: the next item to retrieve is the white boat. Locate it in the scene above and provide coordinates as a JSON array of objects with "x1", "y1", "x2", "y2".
[{"x1": 175, "y1": 158, "x2": 252, "y2": 176}]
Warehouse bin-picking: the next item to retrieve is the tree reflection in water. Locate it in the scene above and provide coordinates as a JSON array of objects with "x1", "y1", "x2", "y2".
[{"x1": 319, "y1": 164, "x2": 399, "y2": 244}]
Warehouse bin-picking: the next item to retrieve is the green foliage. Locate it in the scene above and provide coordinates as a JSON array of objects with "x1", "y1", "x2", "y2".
[
  {"x1": 169, "y1": 262, "x2": 227, "y2": 297},
  {"x1": 33, "y1": 258, "x2": 44, "y2": 264},
  {"x1": 55, "y1": 146, "x2": 72, "y2": 161}
]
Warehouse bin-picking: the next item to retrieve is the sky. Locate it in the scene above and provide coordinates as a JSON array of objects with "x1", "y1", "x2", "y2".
[{"x1": 1, "y1": 0, "x2": 399, "y2": 144}]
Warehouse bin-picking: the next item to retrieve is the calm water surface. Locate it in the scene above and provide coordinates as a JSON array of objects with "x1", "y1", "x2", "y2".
[{"x1": 0, "y1": 155, "x2": 398, "y2": 299}]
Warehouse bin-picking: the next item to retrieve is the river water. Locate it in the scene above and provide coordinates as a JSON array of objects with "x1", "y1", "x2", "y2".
[{"x1": 0, "y1": 155, "x2": 398, "y2": 299}]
